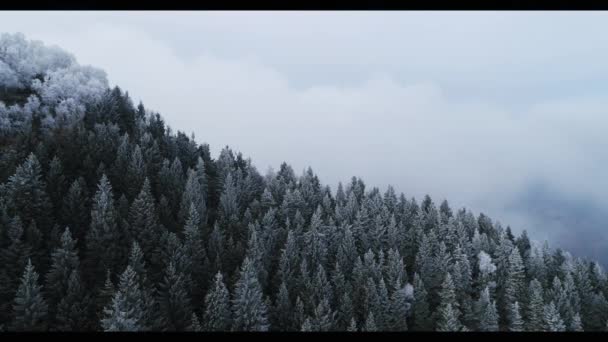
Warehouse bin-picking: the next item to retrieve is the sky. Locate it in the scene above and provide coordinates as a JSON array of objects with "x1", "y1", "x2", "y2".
[{"x1": 1, "y1": 11, "x2": 607, "y2": 264}]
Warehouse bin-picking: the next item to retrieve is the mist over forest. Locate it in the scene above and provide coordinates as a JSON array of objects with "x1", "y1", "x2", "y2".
[{"x1": 1, "y1": 32, "x2": 607, "y2": 332}]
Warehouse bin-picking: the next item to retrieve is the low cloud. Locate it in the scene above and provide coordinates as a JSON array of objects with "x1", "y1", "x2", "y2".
[{"x1": 2, "y1": 13, "x2": 608, "y2": 263}]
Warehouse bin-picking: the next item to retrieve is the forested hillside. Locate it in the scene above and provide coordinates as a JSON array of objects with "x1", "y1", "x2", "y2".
[{"x1": 1, "y1": 32, "x2": 607, "y2": 332}]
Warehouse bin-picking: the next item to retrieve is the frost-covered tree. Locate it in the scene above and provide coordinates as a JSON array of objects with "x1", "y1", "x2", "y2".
[
  {"x1": 178, "y1": 157, "x2": 207, "y2": 226},
  {"x1": 231, "y1": 257, "x2": 269, "y2": 331},
  {"x1": 526, "y1": 279, "x2": 545, "y2": 331},
  {"x1": 479, "y1": 300, "x2": 499, "y2": 332},
  {"x1": 101, "y1": 266, "x2": 144, "y2": 331},
  {"x1": 203, "y1": 272, "x2": 232, "y2": 331},
  {"x1": 543, "y1": 301, "x2": 566, "y2": 332},
  {"x1": 45, "y1": 228, "x2": 80, "y2": 321},
  {"x1": 128, "y1": 178, "x2": 161, "y2": 271},
  {"x1": 11, "y1": 260, "x2": 48, "y2": 331},
  {"x1": 86, "y1": 174, "x2": 121, "y2": 286},
  {"x1": 412, "y1": 273, "x2": 432, "y2": 331},
  {"x1": 55, "y1": 269, "x2": 92, "y2": 331},
  {"x1": 508, "y1": 302, "x2": 524, "y2": 332},
  {"x1": 436, "y1": 273, "x2": 461, "y2": 331}
]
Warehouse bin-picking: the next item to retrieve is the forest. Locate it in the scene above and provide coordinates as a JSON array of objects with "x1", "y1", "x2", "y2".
[{"x1": 1, "y1": 32, "x2": 607, "y2": 332}]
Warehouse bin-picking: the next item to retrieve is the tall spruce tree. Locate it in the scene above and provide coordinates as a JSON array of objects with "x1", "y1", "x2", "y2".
[
  {"x1": 11, "y1": 260, "x2": 48, "y2": 331},
  {"x1": 203, "y1": 272, "x2": 232, "y2": 331},
  {"x1": 231, "y1": 257, "x2": 269, "y2": 331}
]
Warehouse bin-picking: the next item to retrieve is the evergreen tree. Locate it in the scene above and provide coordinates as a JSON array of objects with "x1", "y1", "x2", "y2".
[
  {"x1": 45, "y1": 227, "x2": 80, "y2": 322},
  {"x1": 203, "y1": 272, "x2": 232, "y2": 331},
  {"x1": 6, "y1": 153, "x2": 52, "y2": 232},
  {"x1": 128, "y1": 178, "x2": 161, "y2": 271},
  {"x1": 157, "y1": 261, "x2": 192, "y2": 331},
  {"x1": 504, "y1": 247, "x2": 526, "y2": 308},
  {"x1": 0, "y1": 216, "x2": 31, "y2": 324},
  {"x1": 543, "y1": 301, "x2": 566, "y2": 332},
  {"x1": 526, "y1": 279, "x2": 545, "y2": 331},
  {"x1": 231, "y1": 257, "x2": 269, "y2": 331},
  {"x1": 182, "y1": 203, "x2": 208, "y2": 304},
  {"x1": 11, "y1": 260, "x2": 48, "y2": 331},
  {"x1": 190, "y1": 313, "x2": 202, "y2": 332},
  {"x1": 60, "y1": 178, "x2": 89, "y2": 248},
  {"x1": 347, "y1": 318, "x2": 358, "y2": 332},
  {"x1": 479, "y1": 300, "x2": 499, "y2": 332},
  {"x1": 101, "y1": 265, "x2": 144, "y2": 331},
  {"x1": 364, "y1": 312, "x2": 377, "y2": 332},
  {"x1": 412, "y1": 273, "x2": 432, "y2": 331},
  {"x1": 55, "y1": 269, "x2": 93, "y2": 331},
  {"x1": 86, "y1": 174, "x2": 121, "y2": 285},
  {"x1": 570, "y1": 312, "x2": 583, "y2": 332},
  {"x1": 178, "y1": 157, "x2": 207, "y2": 226},
  {"x1": 436, "y1": 273, "x2": 461, "y2": 331},
  {"x1": 508, "y1": 302, "x2": 524, "y2": 332},
  {"x1": 387, "y1": 284, "x2": 410, "y2": 331},
  {"x1": 436, "y1": 303, "x2": 461, "y2": 332},
  {"x1": 271, "y1": 282, "x2": 293, "y2": 331}
]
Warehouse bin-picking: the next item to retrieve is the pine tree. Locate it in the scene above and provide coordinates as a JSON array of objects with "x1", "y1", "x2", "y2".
[
  {"x1": 60, "y1": 178, "x2": 89, "y2": 248},
  {"x1": 271, "y1": 282, "x2": 293, "y2": 331},
  {"x1": 86, "y1": 174, "x2": 121, "y2": 285},
  {"x1": 437, "y1": 303, "x2": 461, "y2": 331},
  {"x1": 436, "y1": 273, "x2": 461, "y2": 331},
  {"x1": 6, "y1": 153, "x2": 52, "y2": 232},
  {"x1": 96, "y1": 270, "x2": 115, "y2": 322},
  {"x1": 508, "y1": 302, "x2": 524, "y2": 332},
  {"x1": 526, "y1": 279, "x2": 545, "y2": 331},
  {"x1": 178, "y1": 157, "x2": 207, "y2": 226},
  {"x1": 364, "y1": 312, "x2": 378, "y2": 332},
  {"x1": 311, "y1": 297, "x2": 335, "y2": 331},
  {"x1": 55, "y1": 269, "x2": 92, "y2": 331},
  {"x1": 0, "y1": 216, "x2": 31, "y2": 323},
  {"x1": 128, "y1": 178, "x2": 161, "y2": 272},
  {"x1": 479, "y1": 300, "x2": 499, "y2": 332},
  {"x1": 157, "y1": 262, "x2": 192, "y2": 331},
  {"x1": 301, "y1": 317, "x2": 313, "y2": 332},
  {"x1": 231, "y1": 257, "x2": 269, "y2": 331},
  {"x1": 190, "y1": 313, "x2": 202, "y2": 332},
  {"x1": 124, "y1": 243, "x2": 156, "y2": 329},
  {"x1": 11, "y1": 260, "x2": 48, "y2": 331},
  {"x1": 101, "y1": 266, "x2": 144, "y2": 331},
  {"x1": 347, "y1": 318, "x2": 358, "y2": 332},
  {"x1": 182, "y1": 203, "x2": 208, "y2": 304},
  {"x1": 125, "y1": 144, "x2": 146, "y2": 199},
  {"x1": 543, "y1": 301, "x2": 566, "y2": 332},
  {"x1": 412, "y1": 273, "x2": 432, "y2": 331},
  {"x1": 203, "y1": 272, "x2": 232, "y2": 331},
  {"x1": 45, "y1": 227, "x2": 80, "y2": 323},
  {"x1": 570, "y1": 312, "x2": 583, "y2": 332},
  {"x1": 336, "y1": 291, "x2": 355, "y2": 331},
  {"x1": 504, "y1": 247, "x2": 526, "y2": 308}
]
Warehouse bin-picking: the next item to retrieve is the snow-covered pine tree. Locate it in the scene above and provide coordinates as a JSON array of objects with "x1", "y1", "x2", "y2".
[
  {"x1": 543, "y1": 301, "x2": 566, "y2": 332},
  {"x1": 100, "y1": 265, "x2": 144, "y2": 331},
  {"x1": 203, "y1": 271, "x2": 232, "y2": 331},
  {"x1": 231, "y1": 257, "x2": 269, "y2": 331},
  {"x1": 508, "y1": 302, "x2": 524, "y2": 332},
  {"x1": 11, "y1": 259, "x2": 48, "y2": 331}
]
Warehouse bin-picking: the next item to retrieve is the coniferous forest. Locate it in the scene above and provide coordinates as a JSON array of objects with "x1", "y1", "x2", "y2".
[{"x1": 1, "y1": 32, "x2": 608, "y2": 332}]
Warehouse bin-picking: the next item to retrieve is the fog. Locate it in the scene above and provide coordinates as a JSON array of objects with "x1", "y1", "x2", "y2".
[{"x1": 1, "y1": 11, "x2": 607, "y2": 263}]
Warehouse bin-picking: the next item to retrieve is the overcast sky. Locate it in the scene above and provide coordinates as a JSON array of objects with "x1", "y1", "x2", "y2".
[{"x1": 2, "y1": 11, "x2": 607, "y2": 263}]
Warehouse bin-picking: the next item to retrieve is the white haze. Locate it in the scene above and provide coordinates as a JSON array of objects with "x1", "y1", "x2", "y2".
[{"x1": 1, "y1": 11, "x2": 608, "y2": 261}]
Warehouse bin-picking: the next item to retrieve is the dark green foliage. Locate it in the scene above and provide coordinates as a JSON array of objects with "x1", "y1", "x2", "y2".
[{"x1": 2, "y1": 56, "x2": 608, "y2": 332}]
